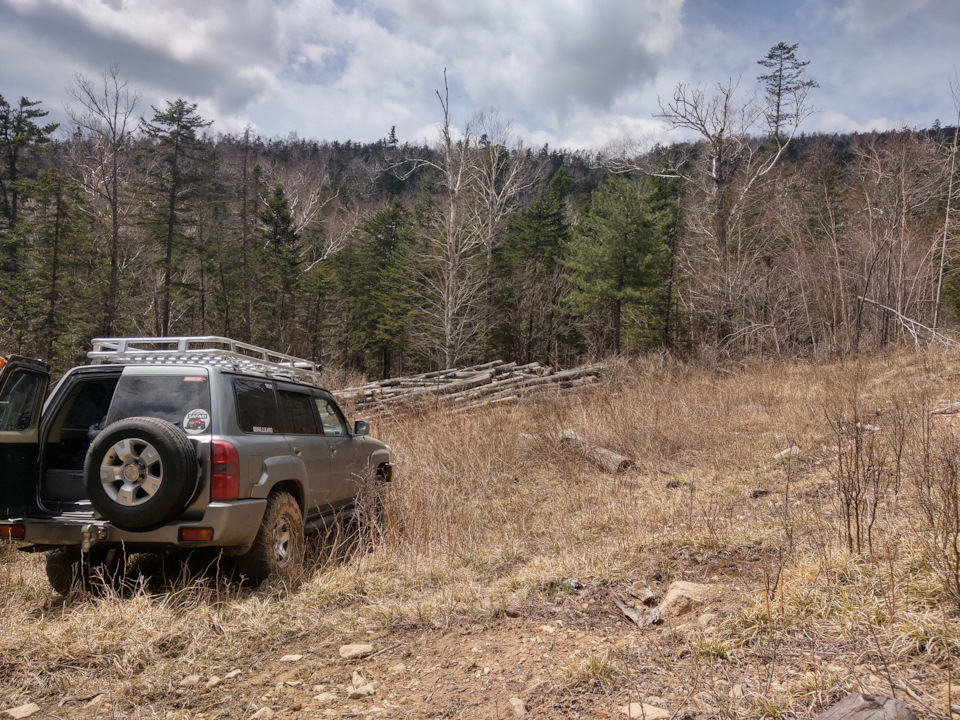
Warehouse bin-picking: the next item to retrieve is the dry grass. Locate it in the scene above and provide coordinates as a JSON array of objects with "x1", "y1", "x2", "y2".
[{"x1": 4, "y1": 349, "x2": 960, "y2": 718}]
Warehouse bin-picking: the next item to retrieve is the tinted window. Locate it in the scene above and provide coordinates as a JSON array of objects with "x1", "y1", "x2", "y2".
[
  {"x1": 234, "y1": 378, "x2": 281, "y2": 434},
  {"x1": 315, "y1": 397, "x2": 347, "y2": 436},
  {"x1": 279, "y1": 390, "x2": 319, "y2": 435},
  {"x1": 62, "y1": 379, "x2": 118, "y2": 430},
  {"x1": 0, "y1": 370, "x2": 43, "y2": 431},
  {"x1": 106, "y1": 374, "x2": 211, "y2": 432}
]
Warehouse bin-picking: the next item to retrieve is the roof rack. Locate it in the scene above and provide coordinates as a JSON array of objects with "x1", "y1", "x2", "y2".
[{"x1": 88, "y1": 336, "x2": 325, "y2": 388}]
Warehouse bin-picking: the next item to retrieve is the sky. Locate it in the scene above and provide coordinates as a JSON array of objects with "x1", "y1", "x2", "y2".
[{"x1": 1, "y1": 0, "x2": 959, "y2": 151}]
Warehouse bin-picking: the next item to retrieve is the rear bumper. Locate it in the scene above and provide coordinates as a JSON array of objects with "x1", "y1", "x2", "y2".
[{"x1": 3, "y1": 499, "x2": 267, "y2": 551}]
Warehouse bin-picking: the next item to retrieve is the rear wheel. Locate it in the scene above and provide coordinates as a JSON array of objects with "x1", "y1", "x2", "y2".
[
  {"x1": 234, "y1": 492, "x2": 304, "y2": 585},
  {"x1": 83, "y1": 417, "x2": 198, "y2": 530}
]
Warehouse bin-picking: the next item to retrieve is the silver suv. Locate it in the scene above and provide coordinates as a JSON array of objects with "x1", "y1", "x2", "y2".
[{"x1": 0, "y1": 337, "x2": 393, "y2": 592}]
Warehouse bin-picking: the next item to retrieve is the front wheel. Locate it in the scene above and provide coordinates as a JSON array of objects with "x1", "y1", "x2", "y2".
[{"x1": 234, "y1": 492, "x2": 304, "y2": 585}]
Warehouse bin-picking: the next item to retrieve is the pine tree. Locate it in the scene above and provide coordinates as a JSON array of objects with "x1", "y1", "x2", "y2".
[
  {"x1": 757, "y1": 42, "x2": 818, "y2": 141},
  {"x1": 333, "y1": 201, "x2": 415, "y2": 376},
  {"x1": 139, "y1": 99, "x2": 212, "y2": 336},
  {"x1": 494, "y1": 168, "x2": 572, "y2": 362},
  {"x1": 256, "y1": 184, "x2": 301, "y2": 349},
  {"x1": 0, "y1": 95, "x2": 58, "y2": 266},
  {"x1": 563, "y1": 175, "x2": 674, "y2": 354}
]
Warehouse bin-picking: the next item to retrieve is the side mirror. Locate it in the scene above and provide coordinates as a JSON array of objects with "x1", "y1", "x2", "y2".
[{"x1": 354, "y1": 420, "x2": 369, "y2": 436}]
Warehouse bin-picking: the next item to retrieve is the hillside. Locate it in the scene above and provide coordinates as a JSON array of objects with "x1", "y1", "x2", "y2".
[{"x1": 3, "y1": 350, "x2": 960, "y2": 719}]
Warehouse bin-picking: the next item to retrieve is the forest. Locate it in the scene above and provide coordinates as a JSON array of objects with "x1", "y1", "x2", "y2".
[{"x1": 1, "y1": 44, "x2": 959, "y2": 377}]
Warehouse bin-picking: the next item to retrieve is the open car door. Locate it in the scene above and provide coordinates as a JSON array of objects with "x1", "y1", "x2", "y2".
[{"x1": 0, "y1": 355, "x2": 50, "y2": 518}]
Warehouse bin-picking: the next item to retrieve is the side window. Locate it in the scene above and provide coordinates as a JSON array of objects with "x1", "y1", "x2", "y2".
[
  {"x1": 234, "y1": 378, "x2": 280, "y2": 433},
  {"x1": 279, "y1": 390, "x2": 320, "y2": 435},
  {"x1": 314, "y1": 397, "x2": 347, "y2": 437},
  {"x1": 61, "y1": 379, "x2": 118, "y2": 430},
  {"x1": 0, "y1": 370, "x2": 44, "y2": 431}
]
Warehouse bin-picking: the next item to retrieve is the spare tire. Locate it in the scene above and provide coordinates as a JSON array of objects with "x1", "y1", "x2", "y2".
[{"x1": 83, "y1": 416, "x2": 198, "y2": 530}]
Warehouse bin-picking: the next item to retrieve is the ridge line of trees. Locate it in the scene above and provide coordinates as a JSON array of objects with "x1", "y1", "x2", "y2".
[{"x1": 2, "y1": 45, "x2": 959, "y2": 376}]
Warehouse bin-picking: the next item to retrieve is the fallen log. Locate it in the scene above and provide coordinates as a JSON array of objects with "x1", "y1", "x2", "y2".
[
  {"x1": 337, "y1": 360, "x2": 606, "y2": 416},
  {"x1": 560, "y1": 429, "x2": 633, "y2": 474}
]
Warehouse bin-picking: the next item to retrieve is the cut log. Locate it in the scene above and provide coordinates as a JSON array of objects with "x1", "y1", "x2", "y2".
[
  {"x1": 559, "y1": 430, "x2": 633, "y2": 474},
  {"x1": 336, "y1": 360, "x2": 605, "y2": 416},
  {"x1": 813, "y1": 694, "x2": 915, "y2": 720}
]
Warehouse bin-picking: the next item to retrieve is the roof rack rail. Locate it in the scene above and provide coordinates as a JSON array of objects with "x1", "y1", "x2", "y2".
[{"x1": 88, "y1": 336, "x2": 325, "y2": 388}]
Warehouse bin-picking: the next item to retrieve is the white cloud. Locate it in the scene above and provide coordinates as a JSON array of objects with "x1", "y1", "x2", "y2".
[
  {"x1": 0, "y1": 0, "x2": 958, "y2": 148},
  {"x1": 834, "y1": 0, "x2": 930, "y2": 34}
]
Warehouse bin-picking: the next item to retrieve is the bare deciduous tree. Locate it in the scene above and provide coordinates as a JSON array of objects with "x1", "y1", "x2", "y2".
[{"x1": 67, "y1": 65, "x2": 140, "y2": 335}]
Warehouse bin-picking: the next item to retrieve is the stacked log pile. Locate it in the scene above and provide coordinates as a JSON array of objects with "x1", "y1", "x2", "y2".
[{"x1": 336, "y1": 360, "x2": 604, "y2": 416}]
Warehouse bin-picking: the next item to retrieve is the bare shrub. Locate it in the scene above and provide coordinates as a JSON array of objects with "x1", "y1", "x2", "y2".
[
  {"x1": 911, "y1": 408, "x2": 960, "y2": 610},
  {"x1": 824, "y1": 378, "x2": 904, "y2": 556}
]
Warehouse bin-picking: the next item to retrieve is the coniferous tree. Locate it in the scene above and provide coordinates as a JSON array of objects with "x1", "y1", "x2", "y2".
[
  {"x1": 563, "y1": 175, "x2": 674, "y2": 354},
  {"x1": 256, "y1": 183, "x2": 301, "y2": 349},
  {"x1": 757, "y1": 42, "x2": 819, "y2": 141},
  {"x1": 494, "y1": 168, "x2": 572, "y2": 362},
  {"x1": 334, "y1": 201, "x2": 415, "y2": 376},
  {"x1": 139, "y1": 99, "x2": 212, "y2": 336},
  {"x1": 0, "y1": 95, "x2": 58, "y2": 266}
]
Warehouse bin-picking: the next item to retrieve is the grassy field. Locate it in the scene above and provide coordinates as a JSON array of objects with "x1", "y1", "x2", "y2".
[{"x1": 3, "y1": 349, "x2": 960, "y2": 719}]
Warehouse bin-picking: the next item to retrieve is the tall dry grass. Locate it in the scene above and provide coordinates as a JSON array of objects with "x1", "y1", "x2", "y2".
[{"x1": 3, "y1": 349, "x2": 960, "y2": 717}]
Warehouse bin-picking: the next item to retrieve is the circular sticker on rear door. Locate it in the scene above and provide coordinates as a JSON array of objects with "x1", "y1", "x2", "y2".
[{"x1": 183, "y1": 409, "x2": 210, "y2": 434}]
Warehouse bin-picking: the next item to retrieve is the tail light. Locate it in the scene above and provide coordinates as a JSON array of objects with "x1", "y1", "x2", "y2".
[
  {"x1": 0, "y1": 523, "x2": 25, "y2": 539},
  {"x1": 210, "y1": 440, "x2": 240, "y2": 501}
]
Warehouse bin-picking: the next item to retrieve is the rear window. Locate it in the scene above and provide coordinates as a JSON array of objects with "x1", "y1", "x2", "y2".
[{"x1": 105, "y1": 373, "x2": 211, "y2": 434}]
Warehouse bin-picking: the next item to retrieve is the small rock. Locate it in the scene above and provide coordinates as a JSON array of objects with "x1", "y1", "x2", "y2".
[
  {"x1": 224, "y1": 669, "x2": 242, "y2": 680},
  {"x1": 825, "y1": 663, "x2": 844, "y2": 674},
  {"x1": 659, "y1": 581, "x2": 713, "y2": 620},
  {"x1": 621, "y1": 703, "x2": 670, "y2": 719},
  {"x1": 698, "y1": 613, "x2": 718, "y2": 627},
  {"x1": 339, "y1": 643, "x2": 375, "y2": 660},
  {"x1": 3, "y1": 704, "x2": 41, "y2": 719},
  {"x1": 314, "y1": 692, "x2": 337, "y2": 703},
  {"x1": 729, "y1": 684, "x2": 745, "y2": 699},
  {"x1": 774, "y1": 446, "x2": 800, "y2": 461},
  {"x1": 348, "y1": 683, "x2": 377, "y2": 699},
  {"x1": 390, "y1": 663, "x2": 407, "y2": 674},
  {"x1": 250, "y1": 709, "x2": 275, "y2": 720},
  {"x1": 509, "y1": 697, "x2": 527, "y2": 717},
  {"x1": 279, "y1": 654, "x2": 303, "y2": 662},
  {"x1": 813, "y1": 693, "x2": 915, "y2": 720},
  {"x1": 352, "y1": 671, "x2": 367, "y2": 688},
  {"x1": 179, "y1": 675, "x2": 202, "y2": 687},
  {"x1": 538, "y1": 625, "x2": 556, "y2": 634},
  {"x1": 205, "y1": 677, "x2": 222, "y2": 689},
  {"x1": 504, "y1": 607, "x2": 521, "y2": 618}
]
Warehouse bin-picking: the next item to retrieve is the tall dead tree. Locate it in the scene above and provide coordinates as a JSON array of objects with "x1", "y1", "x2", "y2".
[
  {"x1": 405, "y1": 71, "x2": 486, "y2": 368},
  {"x1": 67, "y1": 66, "x2": 140, "y2": 335}
]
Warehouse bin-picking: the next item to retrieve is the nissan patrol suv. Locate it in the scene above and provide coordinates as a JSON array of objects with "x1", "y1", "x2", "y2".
[{"x1": 0, "y1": 337, "x2": 393, "y2": 593}]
